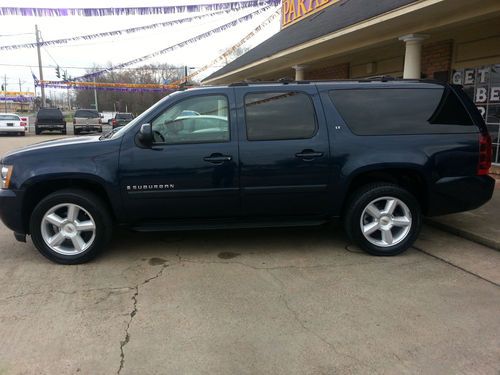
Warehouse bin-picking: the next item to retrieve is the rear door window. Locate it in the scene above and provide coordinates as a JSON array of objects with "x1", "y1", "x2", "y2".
[
  {"x1": 244, "y1": 92, "x2": 317, "y2": 141},
  {"x1": 329, "y1": 88, "x2": 477, "y2": 135}
]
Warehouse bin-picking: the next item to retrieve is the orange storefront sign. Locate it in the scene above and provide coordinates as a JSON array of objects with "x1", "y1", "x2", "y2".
[{"x1": 281, "y1": 0, "x2": 340, "y2": 28}]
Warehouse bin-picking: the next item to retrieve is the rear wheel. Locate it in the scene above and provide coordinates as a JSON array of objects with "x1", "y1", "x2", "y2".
[
  {"x1": 343, "y1": 183, "x2": 422, "y2": 256},
  {"x1": 74, "y1": 128, "x2": 80, "y2": 135},
  {"x1": 35, "y1": 127, "x2": 41, "y2": 135},
  {"x1": 30, "y1": 189, "x2": 112, "y2": 264}
]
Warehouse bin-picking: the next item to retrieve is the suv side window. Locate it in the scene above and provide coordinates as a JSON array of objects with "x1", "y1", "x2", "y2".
[
  {"x1": 244, "y1": 92, "x2": 317, "y2": 141},
  {"x1": 152, "y1": 94, "x2": 229, "y2": 145},
  {"x1": 329, "y1": 87, "x2": 477, "y2": 135}
]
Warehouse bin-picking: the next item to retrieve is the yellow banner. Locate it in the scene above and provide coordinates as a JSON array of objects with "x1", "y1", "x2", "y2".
[
  {"x1": 281, "y1": 0, "x2": 340, "y2": 28},
  {"x1": 3, "y1": 91, "x2": 35, "y2": 96}
]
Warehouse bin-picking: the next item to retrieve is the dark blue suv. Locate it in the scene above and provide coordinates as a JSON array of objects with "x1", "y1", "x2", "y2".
[{"x1": 0, "y1": 80, "x2": 495, "y2": 264}]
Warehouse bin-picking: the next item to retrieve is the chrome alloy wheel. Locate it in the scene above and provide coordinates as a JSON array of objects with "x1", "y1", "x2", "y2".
[
  {"x1": 40, "y1": 203, "x2": 96, "y2": 255},
  {"x1": 360, "y1": 196, "x2": 412, "y2": 248}
]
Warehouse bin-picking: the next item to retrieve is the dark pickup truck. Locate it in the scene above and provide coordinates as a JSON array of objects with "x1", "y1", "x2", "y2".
[
  {"x1": 0, "y1": 80, "x2": 494, "y2": 264},
  {"x1": 35, "y1": 108, "x2": 67, "y2": 135}
]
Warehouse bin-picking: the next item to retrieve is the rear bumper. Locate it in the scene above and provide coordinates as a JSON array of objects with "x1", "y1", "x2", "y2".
[
  {"x1": 426, "y1": 175, "x2": 495, "y2": 216},
  {"x1": 75, "y1": 125, "x2": 102, "y2": 131},
  {"x1": 36, "y1": 124, "x2": 65, "y2": 129},
  {"x1": 0, "y1": 126, "x2": 27, "y2": 133},
  {"x1": 0, "y1": 189, "x2": 26, "y2": 234}
]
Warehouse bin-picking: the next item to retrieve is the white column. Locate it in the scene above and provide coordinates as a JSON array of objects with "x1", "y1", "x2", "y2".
[
  {"x1": 399, "y1": 34, "x2": 428, "y2": 79},
  {"x1": 293, "y1": 65, "x2": 306, "y2": 81}
]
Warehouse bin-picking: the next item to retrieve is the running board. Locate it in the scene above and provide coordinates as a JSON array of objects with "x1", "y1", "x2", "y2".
[{"x1": 132, "y1": 218, "x2": 328, "y2": 232}]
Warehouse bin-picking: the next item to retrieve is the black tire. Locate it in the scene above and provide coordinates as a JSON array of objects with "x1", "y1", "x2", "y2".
[
  {"x1": 30, "y1": 189, "x2": 112, "y2": 264},
  {"x1": 62, "y1": 127, "x2": 67, "y2": 135},
  {"x1": 74, "y1": 128, "x2": 80, "y2": 135},
  {"x1": 35, "y1": 127, "x2": 41, "y2": 135},
  {"x1": 343, "y1": 183, "x2": 422, "y2": 256}
]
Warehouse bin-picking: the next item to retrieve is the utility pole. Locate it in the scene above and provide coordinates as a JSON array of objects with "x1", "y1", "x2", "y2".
[
  {"x1": 35, "y1": 25, "x2": 46, "y2": 107},
  {"x1": 3, "y1": 75, "x2": 7, "y2": 112},
  {"x1": 93, "y1": 77, "x2": 98, "y2": 112},
  {"x1": 19, "y1": 78, "x2": 23, "y2": 112}
]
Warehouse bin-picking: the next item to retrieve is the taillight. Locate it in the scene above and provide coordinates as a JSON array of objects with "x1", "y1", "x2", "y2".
[
  {"x1": 112, "y1": 119, "x2": 117, "y2": 126},
  {"x1": 20, "y1": 122, "x2": 27, "y2": 127},
  {"x1": 478, "y1": 133, "x2": 492, "y2": 175},
  {"x1": 73, "y1": 118, "x2": 76, "y2": 125}
]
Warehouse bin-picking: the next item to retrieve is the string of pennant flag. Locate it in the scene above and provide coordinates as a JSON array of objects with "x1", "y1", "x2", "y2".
[
  {"x1": 72, "y1": 5, "x2": 273, "y2": 81},
  {"x1": 0, "y1": 1, "x2": 280, "y2": 17},
  {"x1": 32, "y1": 6, "x2": 278, "y2": 93},
  {"x1": 0, "y1": 9, "x2": 240, "y2": 51}
]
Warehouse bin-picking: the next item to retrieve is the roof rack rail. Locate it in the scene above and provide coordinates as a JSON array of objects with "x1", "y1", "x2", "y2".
[
  {"x1": 358, "y1": 75, "x2": 396, "y2": 82},
  {"x1": 228, "y1": 81, "x2": 249, "y2": 87}
]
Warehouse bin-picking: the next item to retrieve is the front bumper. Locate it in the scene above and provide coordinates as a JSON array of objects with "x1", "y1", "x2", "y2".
[
  {"x1": 426, "y1": 175, "x2": 495, "y2": 216},
  {"x1": 0, "y1": 189, "x2": 26, "y2": 234}
]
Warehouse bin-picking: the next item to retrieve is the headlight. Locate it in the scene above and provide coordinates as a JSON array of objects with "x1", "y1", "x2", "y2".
[{"x1": 1, "y1": 165, "x2": 13, "y2": 189}]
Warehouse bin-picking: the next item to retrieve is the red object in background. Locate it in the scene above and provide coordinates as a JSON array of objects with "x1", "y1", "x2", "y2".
[
  {"x1": 478, "y1": 133, "x2": 492, "y2": 176},
  {"x1": 112, "y1": 119, "x2": 117, "y2": 126}
]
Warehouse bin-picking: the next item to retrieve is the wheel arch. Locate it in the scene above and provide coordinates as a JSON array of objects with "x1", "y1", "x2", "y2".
[
  {"x1": 21, "y1": 176, "x2": 117, "y2": 234},
  {"x1": 341, "y1": 166, "x2": 430, "y2": 216}
]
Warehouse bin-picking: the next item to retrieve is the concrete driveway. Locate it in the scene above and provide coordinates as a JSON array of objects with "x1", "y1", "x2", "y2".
[{"x1": 0, "y1": 134, "x2": 499, "y2": 375}]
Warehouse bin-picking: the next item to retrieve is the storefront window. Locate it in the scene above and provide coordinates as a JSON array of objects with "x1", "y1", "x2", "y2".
[{"x1": 452, "y1": 65, "x2": 500, "y2": 165}]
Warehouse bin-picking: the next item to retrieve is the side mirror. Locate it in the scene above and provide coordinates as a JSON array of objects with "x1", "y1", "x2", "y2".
[{"x1": 137, "y1": 123, "x2": 153, "y2": 146}]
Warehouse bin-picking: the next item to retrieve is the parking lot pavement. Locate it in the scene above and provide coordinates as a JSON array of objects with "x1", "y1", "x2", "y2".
[{"x1": 0, "y1": 136, "x2": 499, "y2": 375}]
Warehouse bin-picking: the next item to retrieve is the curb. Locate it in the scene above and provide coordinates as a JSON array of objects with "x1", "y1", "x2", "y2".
[{"x1": 425, "y1": 218, "x2": 500, "y2": 251}]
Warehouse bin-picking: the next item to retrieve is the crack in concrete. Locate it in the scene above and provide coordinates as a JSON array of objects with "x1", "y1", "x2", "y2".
[
  {"x1": 176, "y1": 257, "x2": 423, "y2": 272},
  {"x1": 117, "y1": 263, "x2": 170, "y2": 375},
  {"x1": 1, "y1": 286, "x2": 135, "y2": 302},
  {"x1": 412, "y1": 245, "x2": 500, "y2": 288}
]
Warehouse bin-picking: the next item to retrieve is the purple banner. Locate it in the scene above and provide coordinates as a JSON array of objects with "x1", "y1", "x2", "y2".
[
  {"x1": 40, "y1": 83, "x2": 176, "y2": 93},
  {"x1": 0, "y1": 1, "x2": 280, "y2": 16}
]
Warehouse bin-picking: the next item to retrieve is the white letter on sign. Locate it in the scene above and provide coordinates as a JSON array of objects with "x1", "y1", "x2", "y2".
[{"x1": 476, "y1": 87, "x2": 487, "y2": 103}]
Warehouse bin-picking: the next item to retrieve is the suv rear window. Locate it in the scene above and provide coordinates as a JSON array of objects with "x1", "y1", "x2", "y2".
[
  {"x1": 75, "y1": 110, "x2": 99, "y2": 118},
  {"x1": 329, "y1": 87, "x2": 477, "y2": 135},
  {"x1": 37, "y1": 108, "x2": 63, "y2": 119},
  {"x1": 244, "y1": 92, "x2": 317, "y2": 141},
  {"x1": 116, "y1": 113, "x2": 133, "y2": 119}
]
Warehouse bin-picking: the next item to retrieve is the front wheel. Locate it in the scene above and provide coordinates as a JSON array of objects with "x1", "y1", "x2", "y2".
[
  {"x1": 343, "y1": 183, "x2": 422, "y2": 256},
  {"x1": 30, "y1": 189, "x2": 112, "y2": 264}
]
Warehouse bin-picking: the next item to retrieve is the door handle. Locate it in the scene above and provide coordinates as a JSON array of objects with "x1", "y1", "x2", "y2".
[
  {"x1": 203, "y1": 154, "x2": 232, "y2": 164},
  {"x1": 295, "y1": 150, "x2": 324, "y2": 160}
]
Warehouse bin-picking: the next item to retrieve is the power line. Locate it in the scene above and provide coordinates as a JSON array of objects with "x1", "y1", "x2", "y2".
[
  {"x1": 0, "y1": 63, "x2": 191, "y2": 71},
  {"x1": 0, "y1": 32, "x2": 34, "y2": 37}
]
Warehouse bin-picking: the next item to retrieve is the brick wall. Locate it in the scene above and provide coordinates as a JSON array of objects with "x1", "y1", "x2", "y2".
[
  {"x1": 307, "y1": 63, "x2": 350, "y2": 80},
  {"x1": 421, "y1": 40, "x2": 453, "y2": 80}
]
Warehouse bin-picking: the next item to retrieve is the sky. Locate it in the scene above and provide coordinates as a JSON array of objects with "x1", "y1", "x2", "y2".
[{"x1": 0, "y1": 0, "x2": 280, "y2": 95}]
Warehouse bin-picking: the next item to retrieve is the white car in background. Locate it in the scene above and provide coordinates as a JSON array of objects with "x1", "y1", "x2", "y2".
[{"x1": 0, "y1": 113, "x2": 28, "y2": 136}]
